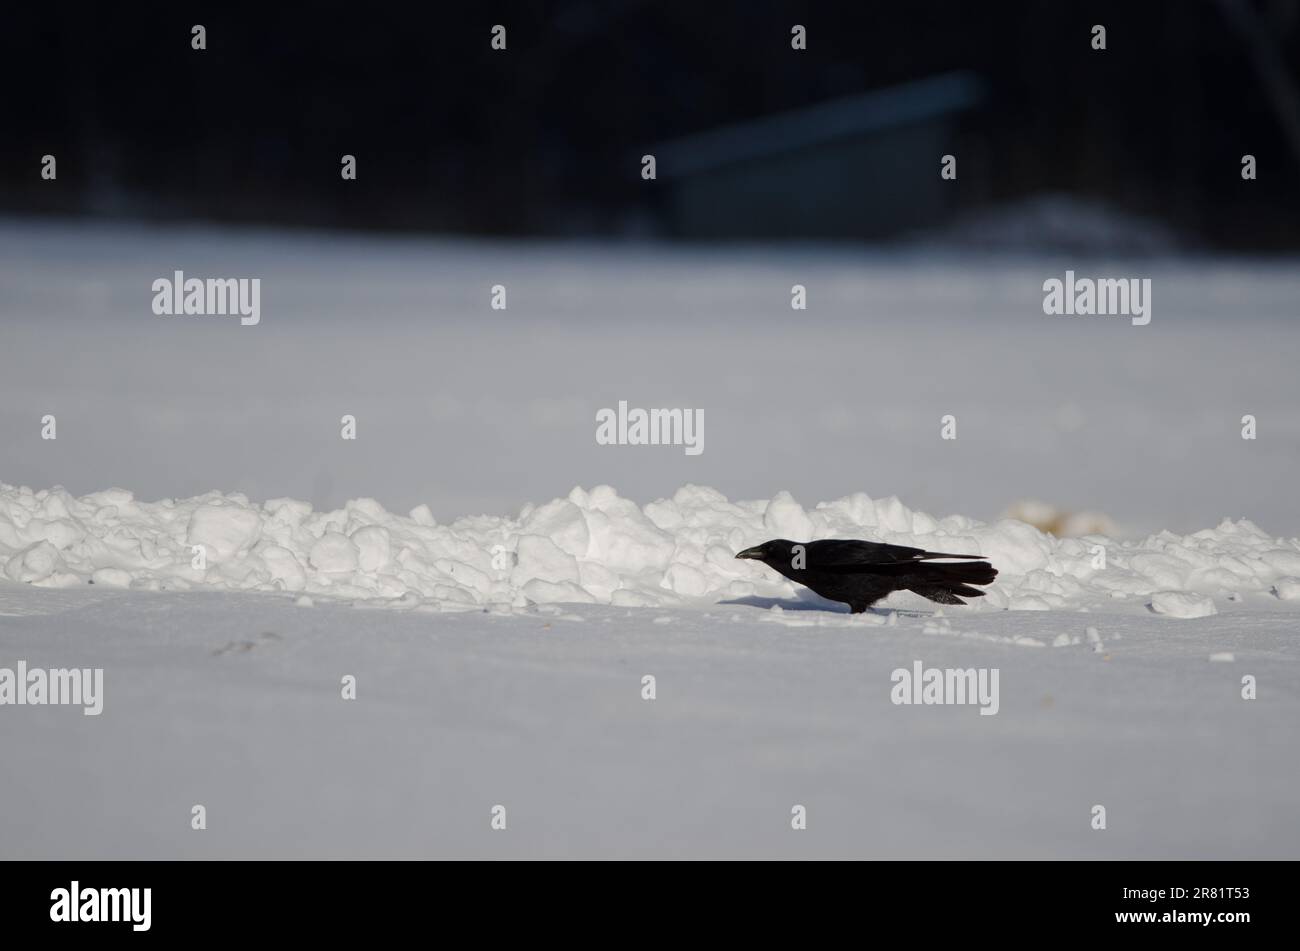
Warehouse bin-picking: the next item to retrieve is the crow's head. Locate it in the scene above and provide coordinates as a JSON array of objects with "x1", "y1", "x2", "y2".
[{"x1": 735, "y1": 539, "x2": 798, "y2": 565}]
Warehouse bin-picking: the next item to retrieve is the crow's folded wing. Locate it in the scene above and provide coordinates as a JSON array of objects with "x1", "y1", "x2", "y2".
[{"x1": 805, "y1": 539, "x2": 986, "y2": 569}]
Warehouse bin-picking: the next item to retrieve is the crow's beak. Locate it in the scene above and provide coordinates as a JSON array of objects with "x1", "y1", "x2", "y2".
[{"x1": 735, "y1": 546, "x2": 763, "y2": 560}]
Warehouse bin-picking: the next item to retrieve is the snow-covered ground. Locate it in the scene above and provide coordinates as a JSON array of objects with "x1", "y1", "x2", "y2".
[
  {"x1": 1, "y1": 220, "x2": 1297, "y2": 858},
  {"x1": 1, "y1": 480, "x2": 1297, "y2": 858},
  {"x1": 1, "y1": 581, "x2": 1296, "y2": 859}
]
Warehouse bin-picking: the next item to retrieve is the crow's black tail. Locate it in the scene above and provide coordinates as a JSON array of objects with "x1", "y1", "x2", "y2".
[{"x1": 907, "y1": 559, "x2": 998, "y2": 605}]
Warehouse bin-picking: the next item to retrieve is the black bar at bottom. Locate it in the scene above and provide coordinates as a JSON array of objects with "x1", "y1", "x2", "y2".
[{"x1": 0, "y1": 860, "x2": 1285, "y2": 938}]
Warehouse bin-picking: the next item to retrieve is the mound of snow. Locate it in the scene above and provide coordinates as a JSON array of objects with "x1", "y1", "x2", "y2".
[
  {"x1": 1149, "y1": 591, "x2": 1218, "y2": 619},
  {"x1": 1, "y1": 482, "x2": 1297, "y2": 617}
]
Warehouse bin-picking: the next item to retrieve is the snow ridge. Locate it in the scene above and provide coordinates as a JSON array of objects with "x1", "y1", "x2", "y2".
[{"x1": 2, "y1": 482, "x2": 1298, "y2": 617}]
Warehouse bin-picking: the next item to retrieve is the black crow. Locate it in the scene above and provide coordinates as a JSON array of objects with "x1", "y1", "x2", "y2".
[{"x1": 735, "y1": 539, "x2": 997, "y2": 613}]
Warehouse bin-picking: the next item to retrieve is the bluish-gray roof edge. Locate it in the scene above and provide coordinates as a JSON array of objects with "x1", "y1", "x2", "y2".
[{"x1": 655, "y1": 70, "x2": 988, "y2": 179}]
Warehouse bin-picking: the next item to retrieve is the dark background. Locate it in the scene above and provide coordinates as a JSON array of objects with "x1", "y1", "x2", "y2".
[{"x1": 2, "y1": 0, "x2": 1298, "y2": 248}]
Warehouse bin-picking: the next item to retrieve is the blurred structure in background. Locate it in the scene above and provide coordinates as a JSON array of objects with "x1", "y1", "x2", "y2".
[
  {"x1": 655, "y1": 72, "x2": 986, "y2": 240},
  {"x1": 1, "y1": 1, "x2": 1298, "y2": 250}
]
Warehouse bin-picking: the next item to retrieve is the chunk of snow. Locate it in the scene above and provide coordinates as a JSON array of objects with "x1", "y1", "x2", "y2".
[
  {"x1": 4, "y1": 541, "x2": 65, "y2": 583},
  {"x1": 521, "y1": 579, "x2": 596, "y2": 605},
  {"x1": 1149, "y1": 591, "x2": 1217, "y2": 619},
  {"x1": 308, "y1": 532, "x2": 359, "y2": 573},
  {"x1": 350, "y1": 525, "x2": 392, "y2": 573},
  {"x1": 512, "y1": 534, "x2": 581, "y2": 586},
  {"x1": 521, "y1": 500, "x2": 590, "y2": 558},
  {"x1": 187, "y1": 503, "x2": 262, "y2": 562},
  {"x1": 90, "y1": 567, "x2": 132, "y2": 588},
  {"x1": 763, "y1": 491, "x2": 814, "y2": 540}
]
